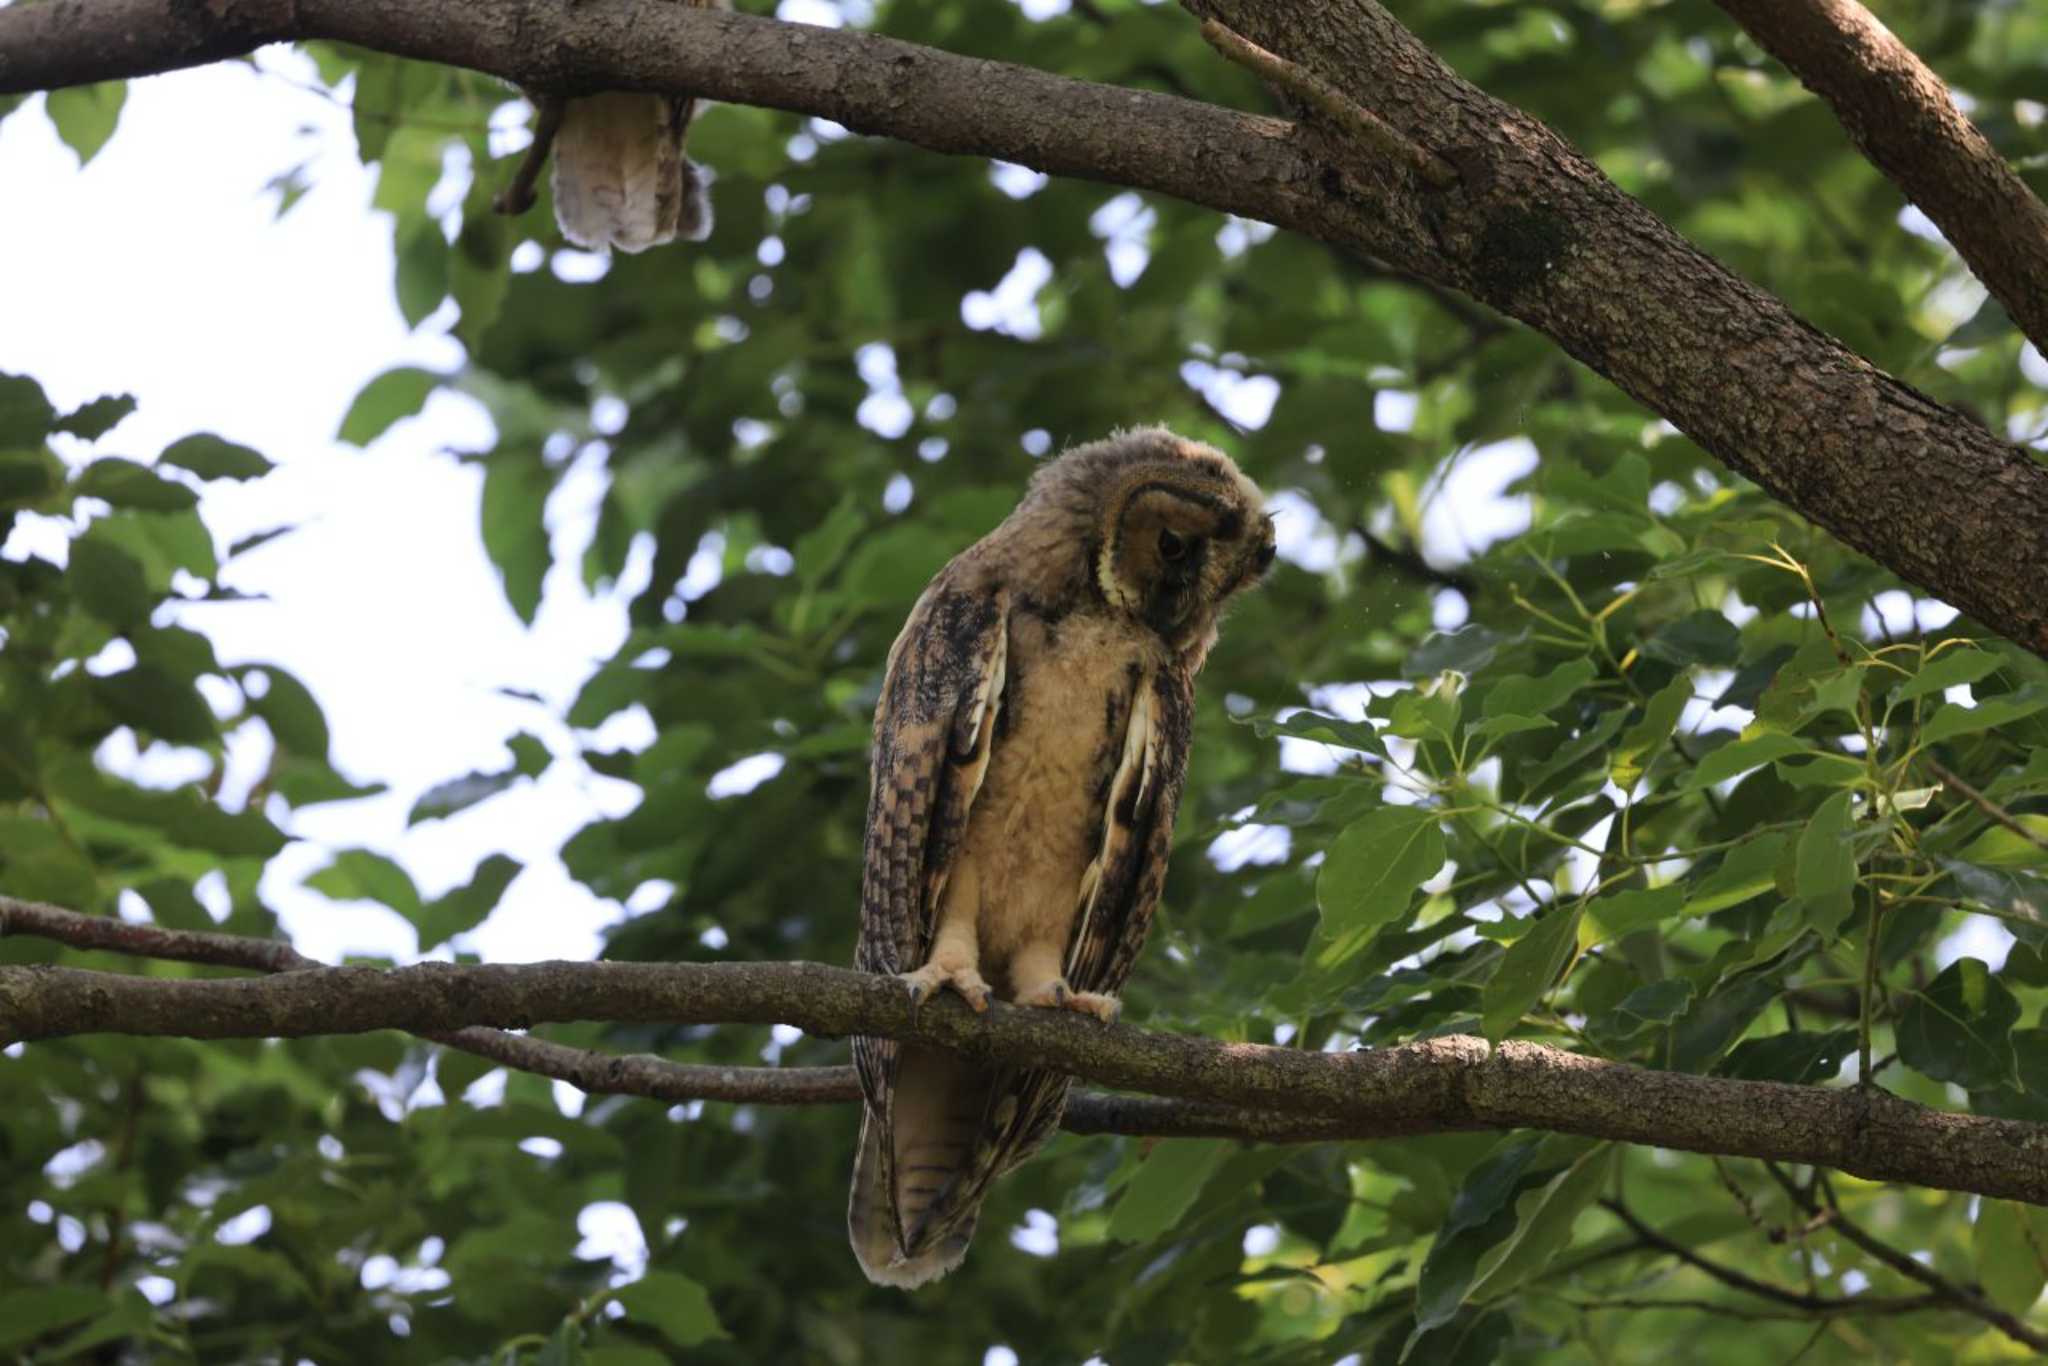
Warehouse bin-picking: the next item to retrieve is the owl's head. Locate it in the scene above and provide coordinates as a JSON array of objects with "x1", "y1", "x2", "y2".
[{"x1": 1030, "y1": 427, "x2": 1274, "y2": 654}]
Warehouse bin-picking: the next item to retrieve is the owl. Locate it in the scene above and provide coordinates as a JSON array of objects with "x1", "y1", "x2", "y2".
[
  {"x1": 547, "y1": 0, "x2": 728, "y2": 253},
  {"x1": 847, "y1": 427, "x2": 1275, "y2": 1288}
]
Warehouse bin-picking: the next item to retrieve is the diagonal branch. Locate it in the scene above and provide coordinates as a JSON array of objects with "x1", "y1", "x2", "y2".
[
  {"x1": 1, "y1": 0, "x2": 2046, "y2": 658},
  {"x1": 1755, "y1": 1162, "x2": 2048, "y2": 1352},
  {"x1": 1710, "y1": 0, "x2": 2048, "y2": 356},
  {"x1": 6, "y1": 948, "x2": 2048, "y2": 1205},
  {"x1": 1599, "y1": 1197, "x2": 1944, "y2": 1319}
]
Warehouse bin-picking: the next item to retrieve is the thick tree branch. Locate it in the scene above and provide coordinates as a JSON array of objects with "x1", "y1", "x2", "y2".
[
  {"x1": 7, "y1": 956, "x2": 2048, "y2": 1207},
  {"x1": 1711, "y1": 0, "x2": 2048, "y2": 357},
  {"x1": 2, "y1": 0, "x2": 2046, "y2": 658},
  {"x1": 0, "y1": 895, "x2": 1370, "y2": 1142}
]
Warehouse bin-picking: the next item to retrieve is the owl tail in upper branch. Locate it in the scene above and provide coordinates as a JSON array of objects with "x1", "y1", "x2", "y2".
[
  {"x1": 544, "y1": 0, "x2": 728, "y2": 254},
  {"x1": 549, "y1": 92, "x2": 712, "y2": 253}
]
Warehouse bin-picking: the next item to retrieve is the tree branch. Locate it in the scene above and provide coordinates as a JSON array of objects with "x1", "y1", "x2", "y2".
[
  {"x1": 6, "y1": 947, "x2": 2048, "y2": 1205},
  {"x1": 0, "y1": 895, "x2": 1380, "y2": 1143},
  {"x1": 1756, "y1": 1162, "x2": 2048, "y2": 1352},
  {"x1": 2, "y1": 0, "x2": 2046, "y2": 658},
  {"x1": 1599, "y1": 1197, "x2": 1945, "y2": 1319},
  {"x1": 1710, "y1": 0, "x2": 2048, "y2": 357}
]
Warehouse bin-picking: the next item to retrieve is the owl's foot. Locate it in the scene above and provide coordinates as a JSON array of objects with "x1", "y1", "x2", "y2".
[
  {"x1": 1015, "y1": 978, "x2": 1120, "y2": 1024},
  {"x1": 899, "y1": 961, "x2": 993, "y2": 1014}
]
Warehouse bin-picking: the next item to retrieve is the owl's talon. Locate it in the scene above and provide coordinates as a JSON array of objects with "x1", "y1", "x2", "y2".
[
  {"x1": 898, "y1": 963, "x2": 993, "y2": 1015},
  {"x1": 1017, "y1": 979, "x2": 1119, "y2": 1023}
]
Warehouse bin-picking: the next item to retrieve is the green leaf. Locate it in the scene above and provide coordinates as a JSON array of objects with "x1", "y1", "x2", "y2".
[
  {"x1": 1579, "y1": 886, "x2": 1683, "y2": 948},
  {"x1": 409, "y1": 769, "x2": 520, "y2": 825},
  {"x1": 161, "y1": 432, "x2": 274, "y2": 481},
  {"x1": 1679, "y1": 730, "x2": 1810, "y2": 790},
  {"x1": 0, "y1": 370, "x2": 57, "y2": 444},
  {"x1": 91, "y1": 665, "x2": 217, "y2": 743},
  {"x1": 1892, "y1": 646, "x2": 2005, "y2": 704},
  {"x1": 242, "y1": 664, "x2": 330, "y2": 757},
  {"x1": 1956, "y1": 816, "x2": 2048, "y2": 869},
  {"x1": 481, "y1": 453, "x2": 553, "y2": 624},
  {"x1": 1793, "y1": 790, "x2": 1858, "y2": 937},
  {"x1": 1467, "y1": 1144, "x2": 1616, "y2": 1302},
  {"x1": 307, "y1": 849, "x2": 423, "y2": 919},
  {"x1": 611, "y1": 1270, "x2": 728, "y2": 1349},
  {"x1": 53, "y1": 393, "x2": 136, "y2": 440},
  {"x1": 0, "y1": 1286, "x2": 110, "y2": 1350},
  {"x1": 1719, "y1": 1029, "x2": 1855, "y2": 1084},
  {"x1": 1896, "y1": 957, "x2": 2020, "y2": 1090},
  {"x1": 1413, "y1": 1136, "x2": 1582, "y2": 1336},
  {"x1": 1315, "y1": 806, "x2": 1446, "y2": 941},
  {"x1": 452, "y1": 210, "x2": 512, "y2": 349},
  {"x1": 74, "y1": 457, "x2": 199, "y2": 511},
  {"x1": 1940, "y1": 859, "x2": 2048, "y2": 931},
  {"x1": 1107, "y1": 1139, "x2": 1229, "y2": 1243},
  {"x1": 1404, "y1": 625, "x2": 1509, "y2": 679},
  {"x1": 1481, "y1": 658, "x2": 1595, "y2": 719},
  {"x1": 1481, "y1": 904, "x2": 1582, "y2": 1038},
  {"x1": 68, "y1": 534, "x2": 152, "y2": 627},
  {"x1": 45, "y1": 81, "x2": 126, "y2": 165},
  {"x1": 338, "y1": 366, "x2": 443, "y2": 446},
  {"x1": 1609, "y1": 675, "x2": 1690, "y2": 789},
  {"x1": 537, "y1": 1319, "x2": 584, "y2": 1366},
  {"x1": 1670, "y1": 974, "x2": 1781, "y2": 1074},
  {"x1": 585, "y1": 1347, "x2": 673, "y2": 1366},
  {"x1": 1921, "y1": 686, "x2": 2048, "y2": 744},
  {"x1": 1682, "y1": 833, "x2": 1788, "y2": 916},
  {"x1": 509, "y1": 731, "x2": 551, "y2": 777},
  {"x1": 1641, "y1": 611, "x2": 1740, "y2": 668},
  {"x1": 1975, "y1": 1200, "x2": 2048, "y2": 1316},
  {"x1": 1587, "y1": 978, "x2": 1695, "y2": 1046},
  {"x1": 794, "y1": 495, "x2": 868, "y2": 590},
  {"x1": 414, "y1": 854, "x2": 522, "y2": 952}
]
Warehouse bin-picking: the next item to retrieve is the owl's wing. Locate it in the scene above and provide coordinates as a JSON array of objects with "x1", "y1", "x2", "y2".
[
  {"x1": 1064, "y1": 663, "x2": 1194, "y2": 993},
  {"x1": 852, "y1": 583, "x2": 1009, "y2": 986}
]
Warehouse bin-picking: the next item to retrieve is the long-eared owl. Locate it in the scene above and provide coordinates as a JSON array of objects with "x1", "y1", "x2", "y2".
[{"x1": 848, "y1": 427, "x2": 1274, "y2": 1287}]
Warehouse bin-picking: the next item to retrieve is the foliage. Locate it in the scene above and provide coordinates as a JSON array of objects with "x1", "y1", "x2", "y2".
[{"x1": 6, "y1": 0, "x2": 2048, "y2": 1361}]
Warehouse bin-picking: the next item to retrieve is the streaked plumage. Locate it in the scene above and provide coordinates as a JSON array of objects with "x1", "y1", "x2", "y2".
[
  {"x1": 549, "y1": 0, "x2": 725, "y2": 253},
  {"x1": 848, "y1": 427, "x2": 1274, "y2": 1288}
]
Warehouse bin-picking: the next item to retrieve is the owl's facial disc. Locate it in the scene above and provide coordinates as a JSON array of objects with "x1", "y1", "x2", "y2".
[{"x1": 1100, "y1": 461, "x2": 1272, "y2": 641}]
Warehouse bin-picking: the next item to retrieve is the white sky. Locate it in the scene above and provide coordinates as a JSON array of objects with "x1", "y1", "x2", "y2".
[{"x1": 2, "y1": 58, "x2": 643, "y2": 964}]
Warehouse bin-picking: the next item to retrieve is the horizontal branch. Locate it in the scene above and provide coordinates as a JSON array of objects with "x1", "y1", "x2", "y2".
[
  {"x1": 6, "y1": 954, "x2": 2048, "y2": 1206},
  {"x1": 2, "y1": 0, "x2": 2046, "y2": 658},
  {"x1": 1711, "y1": 0, "x2": 2048, "y2": 357},
  {"x1": 0, "y1": 895, "x2": 1372, "y2": 1143}
]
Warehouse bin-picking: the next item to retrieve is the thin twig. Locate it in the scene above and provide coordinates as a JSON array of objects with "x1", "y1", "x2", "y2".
[
  {"x1": 1566, "y1": 1293, "x2": 1944, "y2": 1320},
  {"x1": 493, "y1": 94, "x2": 566, "y2": 216},
  {"x1": 1753, "y1": 1164, "x2": 2048, "y2": 1353},
  {"x1": 1600, "y1": 1197, "x2": 1935, "y2": 1316},
  {"x1": 1195, "y1": 18, "x2": 1458, "y2": 188},
  {"x1": 1922, "y1": 755, "x2": 2048, "y2": 856}
]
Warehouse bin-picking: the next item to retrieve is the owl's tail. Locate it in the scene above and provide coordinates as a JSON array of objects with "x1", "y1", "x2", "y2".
[
  {"x1": 847, "y1": 1045, "x2": 989, "y2": 1289},
  {"x1": 549, "y1": 92, "x2": 712, "y2": 254}
]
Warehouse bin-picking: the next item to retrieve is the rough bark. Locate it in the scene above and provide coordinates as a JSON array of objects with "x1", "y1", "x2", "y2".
[
  {"x1": 2, "y1": 0, "x2": 2047, "y2": 657},
  {"x1": 6, "y1": 957, "x2": 2048, "y2": 1206},
  {"x1": 1712, "y1": 0, "x2": 2048, "y2": 357}
]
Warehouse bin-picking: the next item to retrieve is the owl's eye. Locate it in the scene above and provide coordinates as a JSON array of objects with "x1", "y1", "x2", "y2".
[
  {"x1": 1254, "y1": 541, "x2": 1277, "y2": 573},
  {"x1": 1158, "y1": 528, "x2": 1188, "y2": 561}
]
